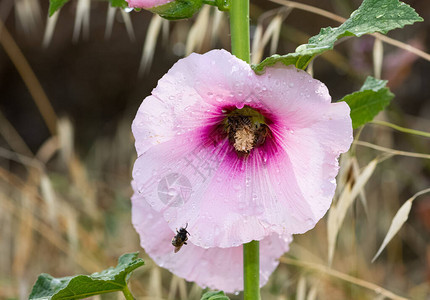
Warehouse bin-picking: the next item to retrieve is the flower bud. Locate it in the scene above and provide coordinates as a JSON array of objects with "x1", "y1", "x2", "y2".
[{"x1": 126, "y1": 0, "x2": 203, "y2": 20}]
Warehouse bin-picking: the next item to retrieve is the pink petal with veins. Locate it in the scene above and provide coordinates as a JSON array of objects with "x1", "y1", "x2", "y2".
[
  {"x1": 132, "y1": 49, "x2": 352, "y2": 248},
  {"x1": 132, "y1": 189, "x2": 292, "y2": 293}
]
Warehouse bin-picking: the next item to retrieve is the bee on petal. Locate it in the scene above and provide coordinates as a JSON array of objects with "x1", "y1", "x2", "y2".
[{"x1": 171, "y1": 224, "x2": 190, "y2": 253}]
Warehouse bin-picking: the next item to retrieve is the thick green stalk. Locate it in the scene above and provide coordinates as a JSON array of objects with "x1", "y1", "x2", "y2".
[
  {"x1": 243, "y1": 241, "x2": 260, "y2": 300},
  {"x1": 229, "y1": 2, "x2": 259, "y2": 299},
  {"x1": 230, "y1": 0, "x2": 250, "y2": 63}
]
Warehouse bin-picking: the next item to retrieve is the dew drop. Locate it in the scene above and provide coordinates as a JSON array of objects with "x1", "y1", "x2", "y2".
[{"x1": 288, "y1": 82, "x2": 294, "y2": 88}]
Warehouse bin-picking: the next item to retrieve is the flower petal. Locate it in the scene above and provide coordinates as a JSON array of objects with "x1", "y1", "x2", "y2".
[
  {"x1": 127, "y1": 0, "x2": 172, "y2": 9},
  {"x1": 132, "y1": 128, "x2": 272, "y2": 248},
  {"x1": 131, "y1": 189, "x2": 291, "y2": 293},
  {"x1": 132, "y1": 49, "x2": 353, "y2": 248},
  {"x1": 264, "y1": 101, "x2": 353, "y2": 234},
  {"x1": 132, "y1": 50, "x2": 254, "y2": 156}
]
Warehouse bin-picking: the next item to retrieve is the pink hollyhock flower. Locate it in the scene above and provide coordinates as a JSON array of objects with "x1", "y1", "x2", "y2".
[
  {"x1": 126, "y1": 0, "x2": 203, "y2": 20},
  {"x1": 132, "y1": 187, "x2": 292, "y2": 292},
  {"x1": 126, "y1": 0, "x2": 172, "y2": 9},
  {"x1": 132, "y1": 49, "x2": 352, "y2": 250}
]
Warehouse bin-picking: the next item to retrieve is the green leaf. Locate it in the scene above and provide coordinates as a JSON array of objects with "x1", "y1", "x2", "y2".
[
  {"x1": 201, "y1": 291, "x2": 231, "y2": 300},
  {"x1": 340, "y1": 76, "x2": 394, "y2": 129},
  {"x1": 29, "y1": 252, "x2": 144, "y2": 300},
  {"x1": 109, "y1": 0, "x2": 129, "y2": 9},
  {"x1": 252, "y1": 0, "x2": 423, "y2": 73},
  {"x1": 49, "y1": 0, "x2": 70, "y2": 17}
]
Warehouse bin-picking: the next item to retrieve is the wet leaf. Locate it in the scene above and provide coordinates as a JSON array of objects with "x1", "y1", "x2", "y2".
[
  {"x1": 201, "y1": 290, "x2": 230, "y2": 300},
  {"x1": 341, "y1": 76, "x2": 394, "y2": 129},
  {"x1": 252, "y1": 0, "x2": 422, "y2": 73},
  {"x1": 29, "y1": 252, "x2": 144, "y2": 300}
]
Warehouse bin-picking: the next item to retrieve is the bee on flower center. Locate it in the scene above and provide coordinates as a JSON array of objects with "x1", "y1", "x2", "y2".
[
  {"x1": 224, "y1": 106, "x2": 271, "y2": 156},
  {"x1": 171, "y1": 224, "x2": 190, "y2": 253}
]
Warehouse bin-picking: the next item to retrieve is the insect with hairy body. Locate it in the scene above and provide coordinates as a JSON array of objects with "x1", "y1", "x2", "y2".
[{"x1": 171, "y1": 224, "x2": 190, "y2": 253}]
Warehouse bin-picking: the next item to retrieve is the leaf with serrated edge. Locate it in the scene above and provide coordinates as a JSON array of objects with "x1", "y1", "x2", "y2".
[
  {"x1": 252, "y1": 0, "x2": 423, "y2": 73},
  {"x1": 372, "y1": 188, "x2": 430, "y2": 262},
  {"x1": 29, "y1": 252, "x2": 144, "y2": 300},
  {"x1": 201, "y1": 291, "x2": 230, "y2": 300},
  {"x1": 341, "y1": 76, "x2": 394, "y2": 129},
  {"x1": 49, "y1": 0, "x2": 70, "y2": 17}
]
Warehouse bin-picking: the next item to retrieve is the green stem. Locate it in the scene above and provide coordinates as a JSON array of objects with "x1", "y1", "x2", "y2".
[
  {"x1": 229, "y1": 2, "x2": 259, "y2": 299},
  {"x1": 243, "y1": 241, "x2": 260, "y2": 300},
  {"x1": 371, "y1": 120, "x2": 430, "y2": 138},
  {"x1": 122, "y1": 285, "x2": 135, "y2": 300},
  {"x1": 230, "y1": 0, "x2": 250, "y2": 63}
]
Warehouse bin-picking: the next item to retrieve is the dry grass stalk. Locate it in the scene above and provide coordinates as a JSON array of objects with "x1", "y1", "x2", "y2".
[
  {"x1": 73, "y1": 0, "x2": 91, "y2": 42},
  {"x1": 0, "y1": 18, "x2": 58, "y2": 135},
  {"x1": 373, "y1": 38, "x2": 384, "y2": 79},
  {"x1": 139, "y1": 14, "x2": 163, "y2": 75},
  {"x1": 185, "y1": 6, "x2": 211, "y2": 55},
  {"x1": 280, "y1": 257, "x2": 408, "y2": 300},
  {"x1": 14, "y1": 0, "x2": 42, "y2": 35},
  {"x1": 372, "y1": 187, "x2": 430, "y2": 262}
]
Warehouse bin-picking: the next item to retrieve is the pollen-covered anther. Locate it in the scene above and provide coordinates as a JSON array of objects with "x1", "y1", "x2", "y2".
[
  {"x1": 234, "y1": 126, "x2": 255, "y2": 152},
  {"x1": 224, "y1": 107, "x2": 270, "y2": 155}
]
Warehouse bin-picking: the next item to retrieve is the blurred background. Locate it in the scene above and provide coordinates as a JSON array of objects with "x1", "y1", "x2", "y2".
[{"x1": 0, "y1": 0, "x2": 429, "y2": 299}]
